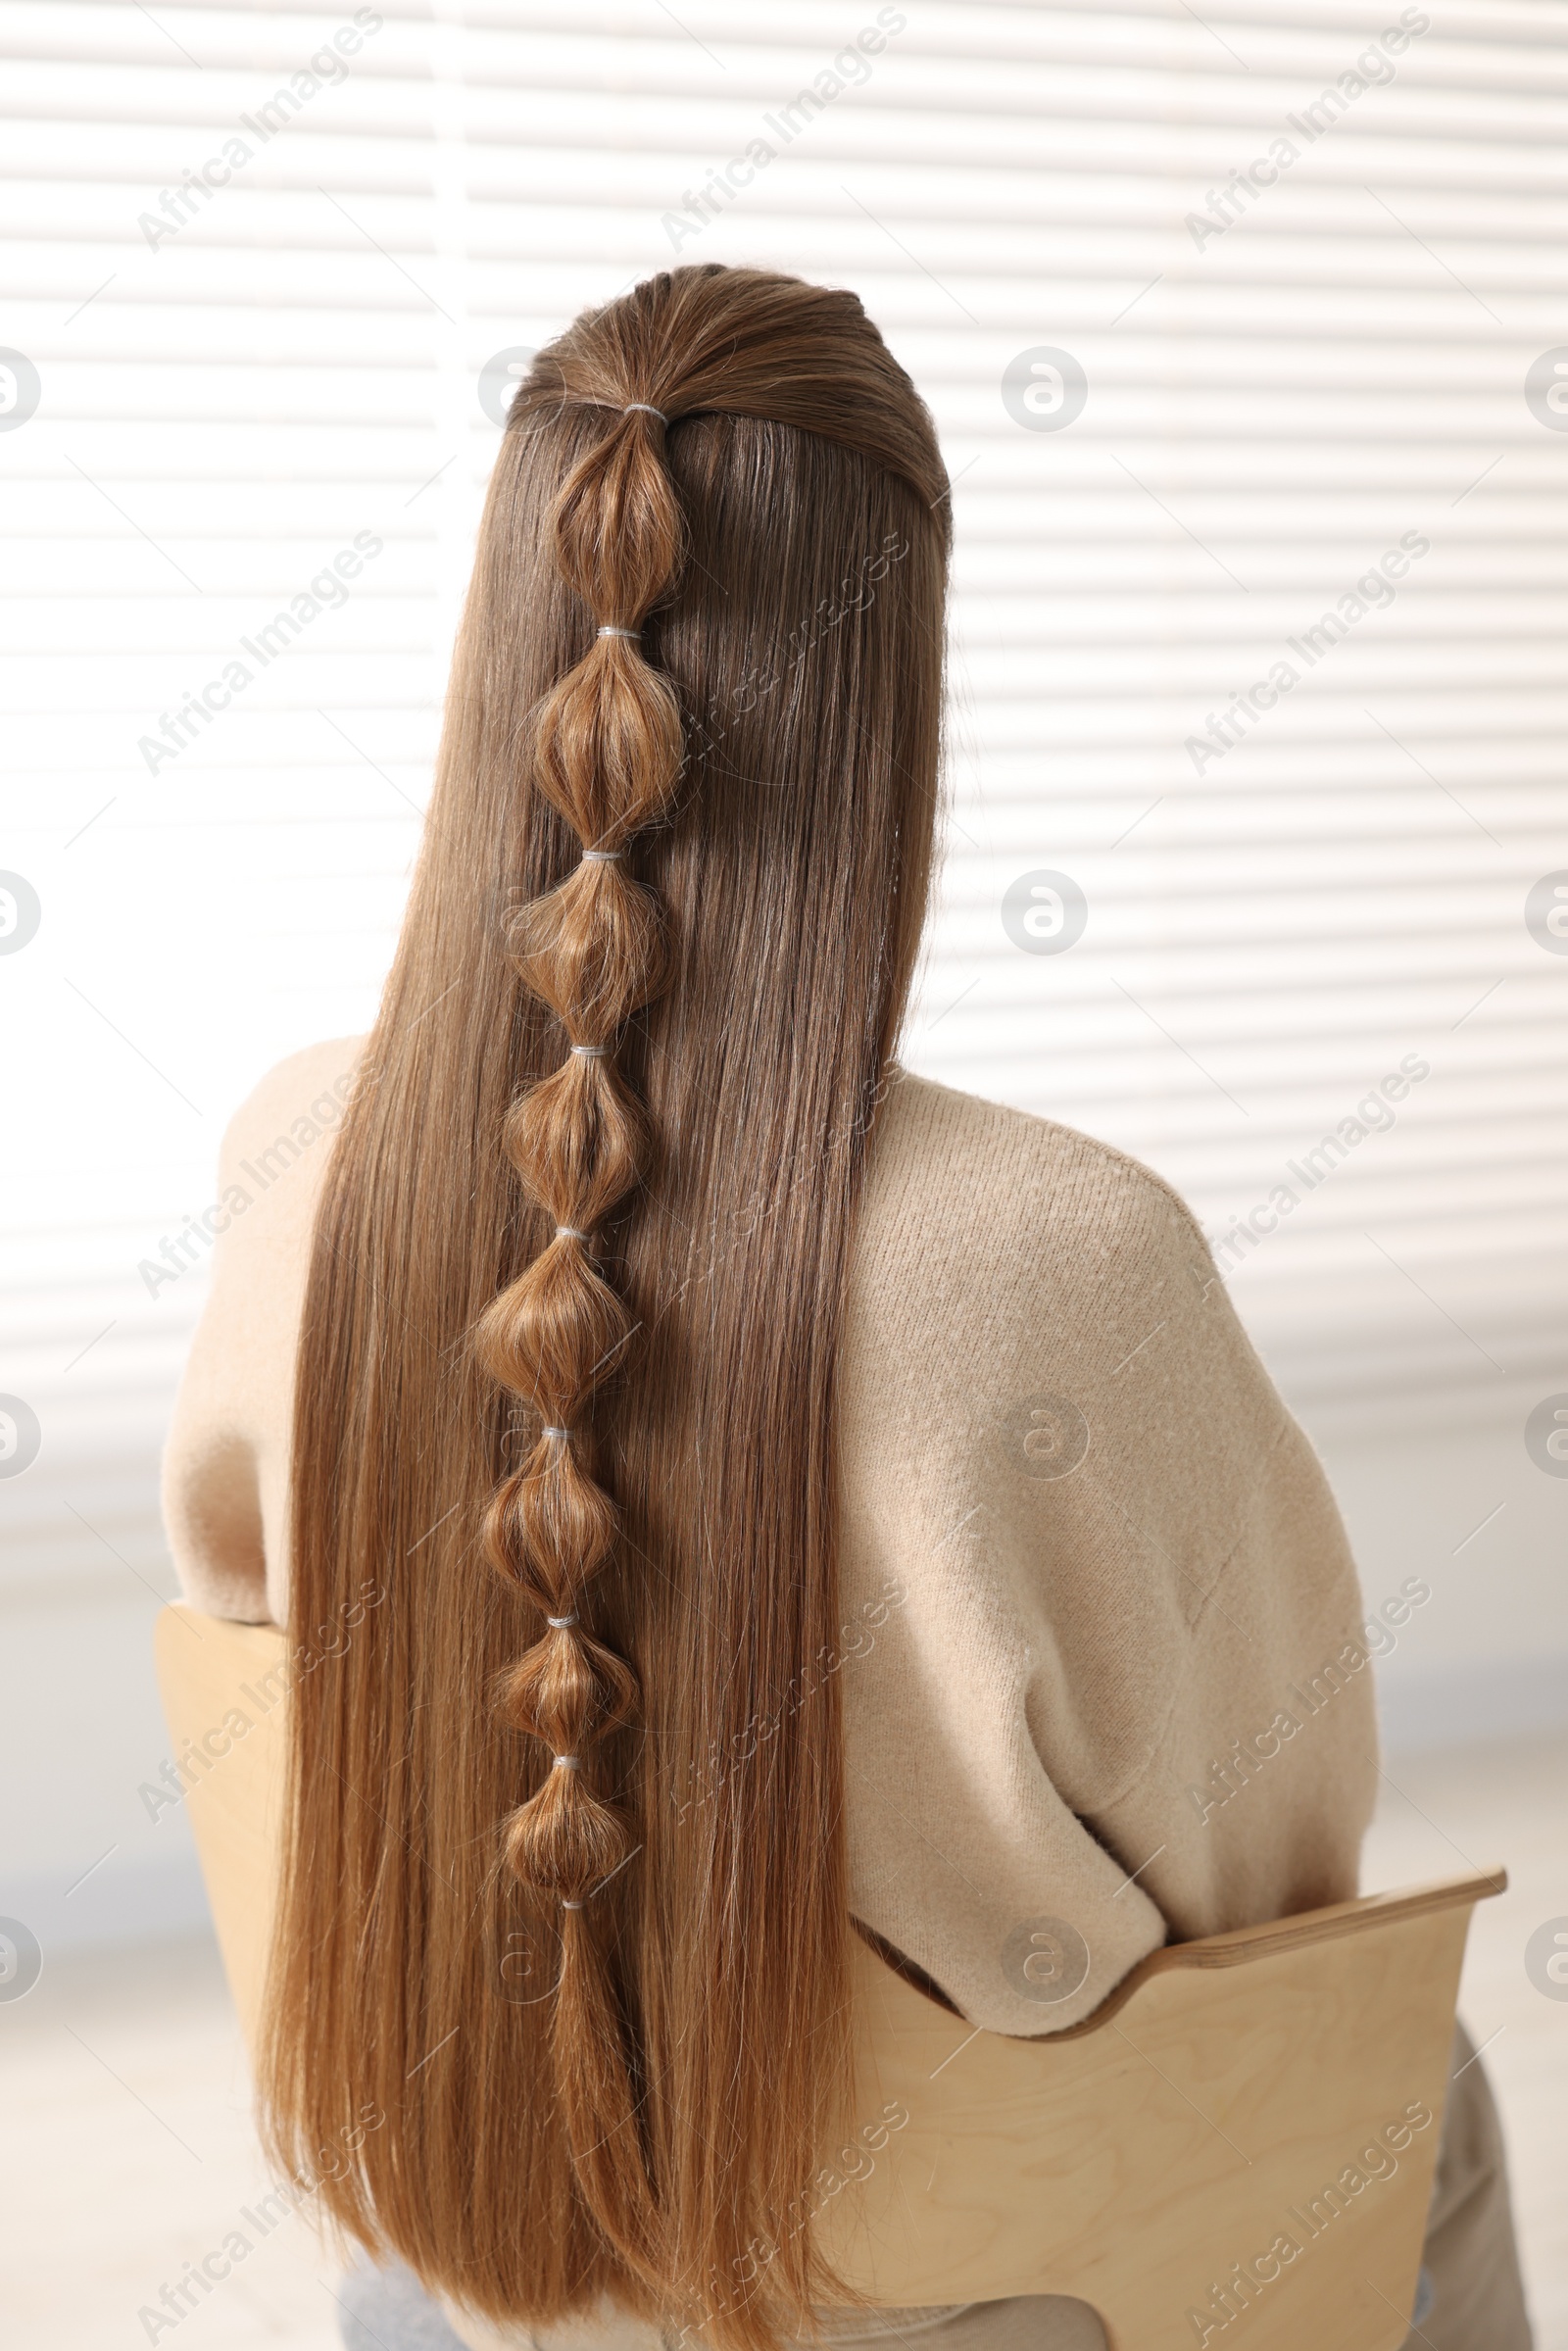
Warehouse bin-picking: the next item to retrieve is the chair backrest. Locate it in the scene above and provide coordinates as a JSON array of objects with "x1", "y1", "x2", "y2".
[{"x1": 155, "y1": 1605, "x2": 1499, "y2": 2351}]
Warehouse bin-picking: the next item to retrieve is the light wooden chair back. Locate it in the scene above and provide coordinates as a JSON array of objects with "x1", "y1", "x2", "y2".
[{"x1": 155, "y1": 1605, "x2": 1500, "y2": 2351}]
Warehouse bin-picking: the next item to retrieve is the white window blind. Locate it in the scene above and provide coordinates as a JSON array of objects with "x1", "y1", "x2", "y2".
[{"x1": 5, "y1": 0, "x2": 1568, "y2": 1605}]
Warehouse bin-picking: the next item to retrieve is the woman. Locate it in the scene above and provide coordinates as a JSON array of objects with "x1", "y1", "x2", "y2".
[{"x1": 163, "y1": 264, "x2": 1530, "y2": 2351}]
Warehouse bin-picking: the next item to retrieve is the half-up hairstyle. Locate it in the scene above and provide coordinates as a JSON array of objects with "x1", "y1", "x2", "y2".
[{"x1": 261, "y1": 266, "x2": 950, "y2": 2350}]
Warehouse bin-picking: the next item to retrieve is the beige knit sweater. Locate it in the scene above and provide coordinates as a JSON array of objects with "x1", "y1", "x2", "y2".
[{"x1": 164, "y1": 1038, "x2": 1378, "y2": 2037}]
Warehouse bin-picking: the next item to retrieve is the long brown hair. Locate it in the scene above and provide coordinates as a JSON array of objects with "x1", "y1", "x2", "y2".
[{"x1": 261, "y1": 265, "x2": 950, "y2": 2348}]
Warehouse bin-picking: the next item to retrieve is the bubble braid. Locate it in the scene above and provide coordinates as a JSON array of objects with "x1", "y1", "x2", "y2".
[{"x1": 474, "y1": 392, "x2": 683, "y2": 2262}]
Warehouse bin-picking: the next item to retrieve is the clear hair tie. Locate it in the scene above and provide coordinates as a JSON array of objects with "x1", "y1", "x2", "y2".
[
  {"x1": 546, "y1": 1613, "x2": 578, "y2": 1629},
  {"x1": 622, "y1": 403, "x2": 666, "y2": 422},
  {"x1": 597, "y1": 625, "x2": 639, "y2": 640},
  {"x1": 553, "y1": 1754, "x2": 580, "y2": 1771},
  {"x1": 569, "y1": 1044, "x2": 607, "y2": 1058},
  {"x1": 562, "y1": 1898, "x2": 584, "y2": 1911},
  {"x1": 542, "y1": 1424, "x2": 571, "y2": 1441},
  {"x1": 555, "y1": 1225, "x2": 588, "y2": 1242},
  {"x1": 580, "y1": 849, "x2": 620, "y2": 862}
]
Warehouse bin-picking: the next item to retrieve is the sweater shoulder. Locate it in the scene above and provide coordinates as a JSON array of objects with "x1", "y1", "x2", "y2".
[
  {"x1": 219, "y1": 1036, "x2": 366, "y2": 1188},
  {"x1": 209, "y1": 1035, "x2": 367, "y2": 1283},
  {"x1": 867, "y1": 1067, "x2": 1210, "y2": 1271},
  {"x1": 848, "y1": 1069, "x2": 1232, "y2": 1399}
]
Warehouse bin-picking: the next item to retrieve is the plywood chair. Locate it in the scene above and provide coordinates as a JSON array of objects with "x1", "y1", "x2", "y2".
[{"x1": 155, "y1": 1605, "x2": 1502, "y2": 2351}]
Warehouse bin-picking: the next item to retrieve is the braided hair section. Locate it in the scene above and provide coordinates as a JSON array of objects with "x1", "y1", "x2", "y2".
[{"x1": 476, "y1": 400, "x2": 684, "y2": 2262}]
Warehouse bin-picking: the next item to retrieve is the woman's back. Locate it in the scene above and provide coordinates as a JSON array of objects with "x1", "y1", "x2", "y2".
[{"x1": 167, "y1": 1033, "x2": 1374, "y2": 2043}]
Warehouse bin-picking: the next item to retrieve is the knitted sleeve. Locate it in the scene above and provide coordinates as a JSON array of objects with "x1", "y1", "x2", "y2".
[{"x1": 835, "y1": 1072, "x2": 1379, "y2": 2033}]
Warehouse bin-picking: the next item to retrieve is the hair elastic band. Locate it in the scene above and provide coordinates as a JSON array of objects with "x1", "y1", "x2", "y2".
[
  {"x1": 542, "y1": 1424, "x2": 571, "y2": 1442},
  {"x1": 622, "y1": 403, "x2": 666, "y2": 422},
  {"x1": 553, "y1": 1754, "x2": 580, "y2": 1771},
  {"x1": 562, "y1": 1898, "x2": 584, "y2": 1910},
  {"x1": 597, "y1": 624, "x2": 639, "y2": 640},
  {"x1": 555, "y1": 1226, "x2": 588, "y2": 1242},
  {"x1": 569, "y1": 1043, "x2": 607, "y2": 1058},
  {"x1": 580, "y1": 848, "x2": 619, "y2": 863},
  {"x1": 546, "y1": 1613, "x2": 578, "y2": 1629}
]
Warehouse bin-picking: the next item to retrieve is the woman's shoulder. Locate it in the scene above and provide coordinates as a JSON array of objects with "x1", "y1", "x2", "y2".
[
  {"x1": 850, "y1": 1066, "x2": 1244, "y2": 1405},
  {"x1": 219, "y1": 1035, "x2": 367, "y2": 1180},
  {"x1": 867, "y1": 1065, "x2": 1210, "y2": 1277},
  {"x1": 208, "y1": 1035, "x2": 368, "y2": 1276},
  {"x1": 211, "y1": 1045, "x2": 1216, "y2": 1324}
]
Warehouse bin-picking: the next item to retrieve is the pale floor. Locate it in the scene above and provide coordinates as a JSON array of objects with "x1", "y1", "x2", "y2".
[{"x1": 3, "y1": 1735, "x2": 1565, "y2": 2351}]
